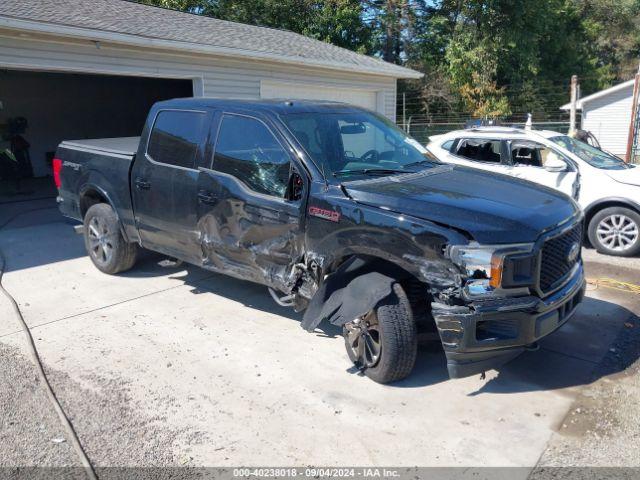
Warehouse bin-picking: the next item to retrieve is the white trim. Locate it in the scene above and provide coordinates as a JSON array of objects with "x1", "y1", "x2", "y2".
[
  {"x1": 0, "y1": 16, "x2": 423, "y2": 79},
  {"x1": 560, "y1": 79, "x2": 635, "y2": 110}
]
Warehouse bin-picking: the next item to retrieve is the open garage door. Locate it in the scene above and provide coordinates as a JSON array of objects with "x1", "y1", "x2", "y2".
[
  {"x1": 261, "y1": 80, "x2": 379, "y2": 111},
  {"x1": 0, "y1": 70, "x2": 192, "y2": 202}
]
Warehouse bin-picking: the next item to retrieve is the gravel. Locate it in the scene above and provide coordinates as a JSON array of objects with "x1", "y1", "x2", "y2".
[
  {"x1": 530, "y1": 302, "x2": 640, "y2": 478},
  {"x1": 0, "y1": 339, "x2": 208, "y2": 479}
]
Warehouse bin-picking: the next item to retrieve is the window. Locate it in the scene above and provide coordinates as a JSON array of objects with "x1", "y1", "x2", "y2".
[
  {"x1": 441, "y1": 140, "x2": 455, "y2": 152},
  {"x1": 282, "y1": 111, "x2": 431, "y2": 178},
  {"x1": 455, "y1": 139, "x2": 502, "y2": 163},
  {"x1": 147, "y1": 110, "x2": 207, "y2": 169},
  {"x1": 214, "y1": 115, "x2": 290, "y2": 197},
  {"x1": 511, "y1": 141, "x2": 569, "y2": 169},
  {"x1": 550, "y1": 135, "x2": 631, "y2": 170}
]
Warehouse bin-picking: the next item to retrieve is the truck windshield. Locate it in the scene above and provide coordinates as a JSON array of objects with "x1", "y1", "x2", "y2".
[
  {"x1": 550, "y1": 135, "x2": 634, "y2": 170},
  {"x1": 281, "y1": 111, "x2": 439, "y2": 178}
]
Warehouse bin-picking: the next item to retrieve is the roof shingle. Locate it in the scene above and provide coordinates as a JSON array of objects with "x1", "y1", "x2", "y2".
[{"x1": 0, "y1": 0, "x2": 421, "y2": 78}]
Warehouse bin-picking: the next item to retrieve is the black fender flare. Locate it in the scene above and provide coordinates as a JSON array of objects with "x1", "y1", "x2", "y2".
[
  {"x1": 79, "y1": 182, "x2": 131, "y2": 243},
  {"x1": 301, "y1": 257, "x2": 397, "y2": 332}
]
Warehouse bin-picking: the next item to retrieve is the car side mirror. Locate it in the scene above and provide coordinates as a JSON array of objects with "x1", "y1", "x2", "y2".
[{"x1": 544, "y1": 153, "x2": 567, "y2": 173}]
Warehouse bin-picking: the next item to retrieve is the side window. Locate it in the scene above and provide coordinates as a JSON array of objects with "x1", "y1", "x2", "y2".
[
  {"x1": 511, "y1": 141, "x2": 569, "y2": 169},
  {"x1": 455, "y1": 139, "x2": 502, "y2": 163},
  {"x1": 213, "y1": 115, "x2": 291, "y2": 197},
  {"x1": 441, "y1": 139, "x2": 455, "y2": 152},
  {"x1": 147, "y1": 110, "x2": 207, "y2": 169}
]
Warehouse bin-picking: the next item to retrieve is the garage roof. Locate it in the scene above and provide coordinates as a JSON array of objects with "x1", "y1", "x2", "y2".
[{"x1": 0, "y1": 0, "x2": 422, "y2": 79}]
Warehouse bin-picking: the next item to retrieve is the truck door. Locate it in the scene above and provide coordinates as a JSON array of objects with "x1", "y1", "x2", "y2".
[
  {"x1": 195, "y1": 112, "x2": 306, "y2": 289},
  {"x1": 507, "y1": 140, "x2": 579, "y2": 199},
  {"x1": 131, "y1": 109, "x2": 210, "y2": 263}
]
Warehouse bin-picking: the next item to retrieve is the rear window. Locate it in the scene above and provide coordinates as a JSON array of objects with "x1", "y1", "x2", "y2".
[{"x1": 147, "y1": 110, "x2": 207, "y2": 169}]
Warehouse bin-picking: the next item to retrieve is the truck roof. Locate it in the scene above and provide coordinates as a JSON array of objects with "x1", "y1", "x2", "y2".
[{"x1": 155, "y1": 97, "x2": 369, "y2": 115}]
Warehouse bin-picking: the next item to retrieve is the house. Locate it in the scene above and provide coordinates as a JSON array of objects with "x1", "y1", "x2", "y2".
[
  {"x1": 0, "y1": 0, "x2": 421, "y2": 178},
  {"x1": 561, "y1": 79, "x2": 635, "y2": 157}
]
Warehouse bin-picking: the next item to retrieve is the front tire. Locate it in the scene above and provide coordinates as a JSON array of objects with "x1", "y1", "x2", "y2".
[
  {"x1": 588, "y1": 207, "x2": 640, "y2": 257},
  {"x1": 83, "y1": 203, "x2": 138, "y2": 274},
  {"x1": 343, "y1": 283, "x2": 417, "y2": 384}
]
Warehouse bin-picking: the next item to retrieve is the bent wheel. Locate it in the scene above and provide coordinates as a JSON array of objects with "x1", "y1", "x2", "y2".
[{"x1": 342, "y1": 283, "x2": 417, "y2": 384}]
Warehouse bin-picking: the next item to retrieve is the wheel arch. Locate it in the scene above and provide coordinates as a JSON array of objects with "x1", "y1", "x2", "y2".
[
  {"x1": 301, "y1": 253, "x2": 432, "y2": 333},
  {"x1": 584, "y1": 197, "x2": 640, "y2": 233},
  {"x1": 79, "y1": 184, "x2": 130, "y2": 243}
]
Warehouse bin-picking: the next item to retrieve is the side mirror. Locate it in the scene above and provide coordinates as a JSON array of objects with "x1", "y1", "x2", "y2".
[{"x1": 544, "y1": 153, "x2": 568, "y2": 173}]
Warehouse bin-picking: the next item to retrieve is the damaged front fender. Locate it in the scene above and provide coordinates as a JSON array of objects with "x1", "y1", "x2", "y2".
[{"x1": 301, "y1": 257, "x2": 395, "y2": 332}]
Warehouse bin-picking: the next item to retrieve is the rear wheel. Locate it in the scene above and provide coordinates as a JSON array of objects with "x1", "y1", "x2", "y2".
[
  {"x1": 343, "y1": 283, "x2": 417, "y2": 384},
  {"x1": 588, "y1": 207, "x2": 640, "y2": 257},
  {"x1": 83, "y1": 203, "x2": 138, "y2": 274}
]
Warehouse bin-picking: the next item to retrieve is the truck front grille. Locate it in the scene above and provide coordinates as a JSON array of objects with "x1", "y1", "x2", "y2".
[{"x1": 539, "y1": 222, "x2": 583, "y2": 294}]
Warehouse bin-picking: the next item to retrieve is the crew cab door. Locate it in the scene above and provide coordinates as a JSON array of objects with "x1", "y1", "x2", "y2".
[
  {"x1": 442, "y1": 138, "x2": 512, "y2": 175},
  {"x1": 506, "y1": 140, "x2": 579, "y2": 199},
  {"x1": 195, "y1": 112, "x2": 306, "y2": 288},
  {"x1": 131, "y1": 109, "x2": 210, "y2": 263}
]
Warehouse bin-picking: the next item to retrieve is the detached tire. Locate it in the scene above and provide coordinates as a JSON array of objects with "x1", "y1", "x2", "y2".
[
  {"x1": 343, "y1": 283, "x2": 417, "y2": 384},
  {"x1": 83, "y1": 203, "x2": 138, "y2": 274},
  {"x1": 588, "y1": 207, "x2": 640, "y2": 257}
]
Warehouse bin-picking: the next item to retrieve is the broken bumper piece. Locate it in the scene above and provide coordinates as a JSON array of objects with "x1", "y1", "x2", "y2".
[{"x1": 433, "y1": 264, "x2": 586, "y2": 379}]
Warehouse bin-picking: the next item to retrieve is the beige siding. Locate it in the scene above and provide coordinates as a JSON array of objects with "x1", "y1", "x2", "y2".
[
  {"x1": 582, "y1": 84, "x2": 634, "y2": 156},
  {"x1": 0, "y1": 30, "x2": 398, "y2": 120}
]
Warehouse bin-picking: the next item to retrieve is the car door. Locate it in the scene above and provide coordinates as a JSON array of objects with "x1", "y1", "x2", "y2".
[
  {"x1": 131, "y1": 108, "x2": 210, "y2": 263},
  {"x1": 442, "y1": 137, "x2": 513, "y2": 175},
  {"x1": 506, "y1": 140, "x2": 579, "y2": 198},
  {"x1": 195, "y1": 111, "x2": 306, "y2": 289}
]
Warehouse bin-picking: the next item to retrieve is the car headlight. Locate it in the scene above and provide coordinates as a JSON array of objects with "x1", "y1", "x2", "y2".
[{"x1": 447, "y1": 243, "x2": 534, "y2": 298}]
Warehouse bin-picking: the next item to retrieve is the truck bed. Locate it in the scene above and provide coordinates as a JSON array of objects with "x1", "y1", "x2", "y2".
[{"x1": 60, "y1": 137, "x2": 140, "y2": 157}]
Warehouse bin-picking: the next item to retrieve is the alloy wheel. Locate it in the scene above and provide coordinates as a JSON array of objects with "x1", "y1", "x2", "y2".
[
  {"x1": 343, "y1": 310, "x2": 382, "y2": 368},
  {"x1": 87, "y1": 216, "x2": 114, "y2": 265},
  {"x1": 596, "y1": 214, "x2": 639, "y2": 252}
]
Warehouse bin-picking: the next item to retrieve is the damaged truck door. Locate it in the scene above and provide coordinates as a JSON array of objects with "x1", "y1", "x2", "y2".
[
  {"x1": 196, "y1": 111, "x2": 306, "y2": 291},
  {"x1": 54, "y1": 98, "x2": 586, "y2": 385}
]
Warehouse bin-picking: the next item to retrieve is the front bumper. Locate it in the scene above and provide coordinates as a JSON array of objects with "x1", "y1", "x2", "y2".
[{"x1": 433, "y1": 263, "x2": 586, "y2": 379}]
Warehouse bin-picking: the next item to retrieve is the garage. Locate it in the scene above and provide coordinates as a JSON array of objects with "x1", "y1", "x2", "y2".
[
  {"x1": 0, "y1": 69, "x2": 192, "y2": 200},
  {"x1": 0, "y1": 0, "x2": 419, "y2": 204},
  {"x1": 261, "y1": 80, "x2": 380, "y2": 111}
]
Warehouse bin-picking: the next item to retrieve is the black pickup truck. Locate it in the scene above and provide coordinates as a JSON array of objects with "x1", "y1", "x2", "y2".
[{"x1": 54, "y1": 98, "x2": 586, "y2": 383}]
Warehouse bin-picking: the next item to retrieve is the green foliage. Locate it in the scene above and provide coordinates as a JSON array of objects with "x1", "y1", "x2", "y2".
[{"x1": 135, "y1": 0, "x2": 640, "y2": 120}]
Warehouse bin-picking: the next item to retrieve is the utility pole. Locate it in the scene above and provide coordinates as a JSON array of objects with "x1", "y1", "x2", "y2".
[
  {"x1": 569, "y1": 75, "x2": 579, "y2": 136},
  {"x1": 402, "y1": 92, "x2": 407, "y2": 132},
  {"x1": 625, "y1": 63, "x2": 640, "y2": 163}
]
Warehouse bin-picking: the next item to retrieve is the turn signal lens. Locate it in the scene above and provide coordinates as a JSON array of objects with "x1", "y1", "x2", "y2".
[{"x1": 489, "y1": 255, "x2": 504, "y2": 289}]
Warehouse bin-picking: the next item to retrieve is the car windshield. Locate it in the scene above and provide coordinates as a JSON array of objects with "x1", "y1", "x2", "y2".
[
  {"x1": 281, "y1": 111, "x2": 439, "y2": 178},
  {"x1": 550, "y1": 135, "x2": 633, "y2": 170}
]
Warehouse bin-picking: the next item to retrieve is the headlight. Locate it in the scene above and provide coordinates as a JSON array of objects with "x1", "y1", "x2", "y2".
[{"x1": 447, "y1": 243, "x2": 534, "y2": 298}]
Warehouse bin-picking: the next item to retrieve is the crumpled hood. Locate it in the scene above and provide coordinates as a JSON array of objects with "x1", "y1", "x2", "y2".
[
  {"x1": 344, "y1": 165, "x2": 579, "y2": 244},
  {"x1": 604, "y1": 166, "x2": 640, "y2": 187}
]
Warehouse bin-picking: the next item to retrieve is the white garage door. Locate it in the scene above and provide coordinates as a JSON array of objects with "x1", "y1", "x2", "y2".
[{"x1": 261, "y1": 80, "x2": 378, "y2": 111}]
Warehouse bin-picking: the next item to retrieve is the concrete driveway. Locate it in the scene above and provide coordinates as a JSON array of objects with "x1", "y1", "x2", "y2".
[{"x1": 1, "y1": 198, "x2": 639, "y2": 473}]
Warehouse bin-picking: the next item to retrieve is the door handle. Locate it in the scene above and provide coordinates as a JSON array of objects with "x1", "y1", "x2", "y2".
[
  {"x1": 135, "y1": 178, "x2": 151, "y2": 190},
  {"x1": 197, "y1": 190, "x2": 218, "y2": 204}
]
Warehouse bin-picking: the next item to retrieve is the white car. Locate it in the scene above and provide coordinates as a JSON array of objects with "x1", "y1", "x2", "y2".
[{"x1": 427, "y1": 127, "x2": 640, "y2": 256}]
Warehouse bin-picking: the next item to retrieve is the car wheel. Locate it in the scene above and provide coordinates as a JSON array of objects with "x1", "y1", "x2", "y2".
[
  {"x1": 342, "y1": 283, "x2": 417, "y2": 384},
  {"x1": 84, "y1": 203, "x2": 138, "y2": 274},
  {"x1": 588, "y1": 207, "x2": 640, "y2": 257}
]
